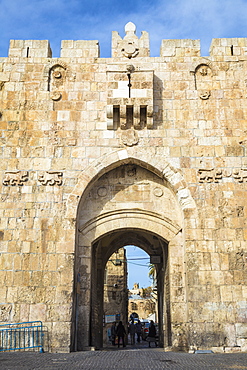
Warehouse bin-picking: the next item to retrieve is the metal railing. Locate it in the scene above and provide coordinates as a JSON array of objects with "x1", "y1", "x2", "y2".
[{"x1": 0, "y1": 321, "x2": 44, "y2": 352}]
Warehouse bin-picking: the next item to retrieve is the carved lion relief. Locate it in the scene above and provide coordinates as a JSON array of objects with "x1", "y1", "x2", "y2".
[
  {"x1": 38, "y1": 171, "x2": 63, "y2": 186},
  {"x1": 198, "y1": 168, "x2": 247, "y2": 183},
  {"x1": 2, "y1": 171, "x2": 28, "y2": 186}
]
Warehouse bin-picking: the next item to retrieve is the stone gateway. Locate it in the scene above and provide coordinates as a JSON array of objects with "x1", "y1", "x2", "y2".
[{"x1": 0, "y1": 22, "x2": 247, "y2": 352}]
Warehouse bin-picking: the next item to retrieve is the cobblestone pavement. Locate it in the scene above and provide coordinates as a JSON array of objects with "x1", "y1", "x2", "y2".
[{"x1": 1, "y1": 345, "x2": 247, "y2": 370}]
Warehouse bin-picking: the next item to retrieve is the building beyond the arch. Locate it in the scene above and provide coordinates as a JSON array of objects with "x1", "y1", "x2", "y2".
[{"x1": 0, "y1": 22, "x2": 247, "y2": 353}]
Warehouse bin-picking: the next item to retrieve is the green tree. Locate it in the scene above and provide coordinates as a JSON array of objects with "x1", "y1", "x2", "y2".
[{"x1": 148, "y1": 264, "x2": 155, "y2": 282}]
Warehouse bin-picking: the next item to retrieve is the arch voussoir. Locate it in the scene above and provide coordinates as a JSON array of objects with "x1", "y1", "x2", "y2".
[
  {"x1": 66, "y1": 149, "x2": 196, "y2": 219},
  {"x1": 79, "y1": 209, "x2": 182, "y2": 247}
]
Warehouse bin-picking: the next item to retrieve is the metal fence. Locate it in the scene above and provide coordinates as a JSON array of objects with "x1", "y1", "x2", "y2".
[{"x1": 0, "y1": 321, "x2": 44, "y2": 352}]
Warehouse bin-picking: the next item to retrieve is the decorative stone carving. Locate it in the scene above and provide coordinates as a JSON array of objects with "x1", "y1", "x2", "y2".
[
  {"x1": 53, "y1": 71, "x2": 62, "y2": 79},
  {"x1": 196, "y1": 65, "x2": 212, "y2": 77},
  {"x1": 198, "y1": 168, "x2": 247, "y2": 183},
  {"x1": 153, "y1": 187, "x2": 163, "y2": 197},
  {"x1": 112, "y1": 21, "x2": 150, "y2": 59},
  {"x1": 121, "y1": 129, "x2": 139, "y2": 146},
  {"x1": 232, "y1": 169, "x2": 247, "y2": 182},
  {"x1": 3, "y1": 171, "x2": 28, "y2": 186},
  {"x1": 199, "y1": 90, "x2": 211, "y2": 100},
  {"x1": 38, "y1": 171, "x2": 63, "y2": 185},
  {"x1": 42, "y1": 59, "x2": 71, "y2": 91},
  {"x1": 194, "y1": 63, "x2": 213, "y2": 96},
  {"x1": 47, "y1": 64, "x2": 67, "y2": 100},
  {"x1": 199, "y1": 67, "x2": 208, "y2": 76},
  {"x1": 50, "y1": 92, "x2": 62, "y2": 101},
  {"x1": 121, "y1": 22, "x2": 139, "y2": 58},
  {"x1": 198, "y1": 169, "x2": 223, "y2": 183},
  {"x1": 97, "y1": 187, "x2": 107, "y2": 197},
  {"x1": 122, "y1": 44, "x2": 139, "y2": 59}
]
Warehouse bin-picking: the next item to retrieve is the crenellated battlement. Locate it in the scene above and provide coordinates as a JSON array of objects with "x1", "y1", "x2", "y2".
[
  {"x1": 4, "y1": 31, "x2": 247, "y2": 59},
  {"x1": 61, "y1": 40, "x2": 99, "y2": 58},
  {"x1": 160, "y1": 39, "x2": 200, "y2": 57},
  {"x1": 8, "y1": 39, "x2": 52, "y2": 58},
  {"x1": 6, "y1": 23, "x2": 247, "y2": 60},
  {"x1": 210, "y1": 37, "x2": 247, "y2": 57}
]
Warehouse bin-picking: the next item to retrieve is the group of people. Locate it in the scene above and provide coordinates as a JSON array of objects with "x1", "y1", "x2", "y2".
[
  {"x1": 128, "y1": 319, "x2": 142, "y2": 344},
  {"x1": 110, "y1": 319, "x2": 157, "y2": 348}
]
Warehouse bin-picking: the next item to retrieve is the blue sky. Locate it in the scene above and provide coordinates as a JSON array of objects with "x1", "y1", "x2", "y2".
[
  {"x1": 1, "y1": 0, "x2": 247, "y2": 58},
  {"x1": 125, "y1": 246, "x2": 152, "y2": 289}
]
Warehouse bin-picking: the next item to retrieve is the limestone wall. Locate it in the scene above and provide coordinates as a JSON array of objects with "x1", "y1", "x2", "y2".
[{"x1": 0, "y1": 22, "x2": 247, "y2": 352}]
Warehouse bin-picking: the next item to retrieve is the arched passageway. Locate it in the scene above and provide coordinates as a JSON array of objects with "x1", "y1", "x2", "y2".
[
  {"x1": 72, "y1": 159, "x2": 191, "y2": 351},
  {"x1": 92, "y1": 229, "x2": 168, "y2": 348}
]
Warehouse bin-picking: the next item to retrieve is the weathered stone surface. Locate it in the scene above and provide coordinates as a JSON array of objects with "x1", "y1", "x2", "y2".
[{"x1": 0, "y1": 22, "x2": 247, "y2": 353}]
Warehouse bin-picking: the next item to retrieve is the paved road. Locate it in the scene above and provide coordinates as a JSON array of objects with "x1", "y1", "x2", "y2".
[{"x1": 1, "y1": 343, "x2": 247, "y2": 369}]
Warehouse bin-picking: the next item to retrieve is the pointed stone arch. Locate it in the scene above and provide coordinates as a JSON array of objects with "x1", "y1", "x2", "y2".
[
  {"x1": 65, "y1": 148, "x2": 197, "y2": 220},
  {"x1": 69, "y1": 148, "x2": 196, "y2": 350}
]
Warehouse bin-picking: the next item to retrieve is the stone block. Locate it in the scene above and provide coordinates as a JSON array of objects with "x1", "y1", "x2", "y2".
[
  {"x1": 236, "y1": 323, "x2": 247, "y2": 338},
  {"x1": 224, "y1": 346, "x2": 242, "y2": 353},
  {"x1": 0, "y1": 304, "x2": 12, "y2": 321},
  {"x1": 61, "y1": 40, "x2": 99, "y2": 58}
]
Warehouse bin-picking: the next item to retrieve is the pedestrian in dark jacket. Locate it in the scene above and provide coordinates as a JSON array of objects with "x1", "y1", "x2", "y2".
[
  {"x1": 129, "y1": 319, "x2": 136, "y2": 344},
  {"x1": 116, "y1": 321, "x2": 126, "y2": 348},
  {"x1": 135, "y1": 320, "x2": 142, "y2": 343},
  {"x1": 147, "y1": 320, "x2": 157, "y2": 347},
  {"x1": 111, "y1": 322, "x2": 117, "y2": 345}
]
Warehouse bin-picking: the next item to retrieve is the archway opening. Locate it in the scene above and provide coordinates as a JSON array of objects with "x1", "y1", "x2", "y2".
[
  {"x1": 73, "y1": 160, "x2": 187, "y2": 351},
  {"x1": 90, "y1": 229, "x2": 171, "y2": 349},
  {"x1": 103, "y1": 246, "x2": 153, "y2": 346}
]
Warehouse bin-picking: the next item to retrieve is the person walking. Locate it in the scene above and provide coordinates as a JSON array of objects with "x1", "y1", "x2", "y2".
[
  {"x1": 135, "y1": 320, "x2": 142, "y2": 343},
  {"x1": 116, "y1": 321, "x2": 126, "y2": 348},
  {"x1": 147, "y1": 320, "x2": 157, "y2": 348},
  {"x1": 111, "y1": 322, "x2": 117, "y2": 345},
  {"x1": 129, "y1": 319, "x2": 136, "y2": 344}
]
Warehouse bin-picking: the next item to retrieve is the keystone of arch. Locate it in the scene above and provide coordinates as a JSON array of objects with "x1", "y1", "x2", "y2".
[{"x1": 65, "y1": 148, "x2": 196, "y2": 219}]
